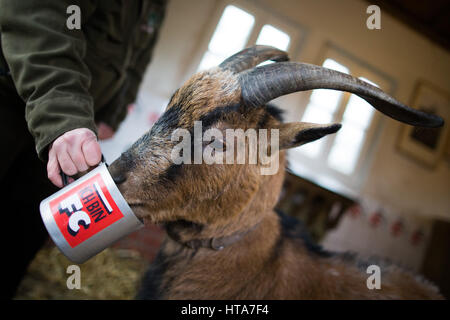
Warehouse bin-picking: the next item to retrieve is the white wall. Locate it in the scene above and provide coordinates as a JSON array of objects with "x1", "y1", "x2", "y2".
[{"x1": 102, "y1": 0, "x2": 450, "y2": 223}]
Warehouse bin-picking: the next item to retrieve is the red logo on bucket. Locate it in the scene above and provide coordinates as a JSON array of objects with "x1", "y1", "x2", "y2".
[{"x1": 49, "y1": 173, "x2": 124, "y2": 247}]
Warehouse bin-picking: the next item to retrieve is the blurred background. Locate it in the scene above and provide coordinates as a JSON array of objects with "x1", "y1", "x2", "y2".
[{"x1": 17, "y1": 0, "x2": 450, "y2": 299}]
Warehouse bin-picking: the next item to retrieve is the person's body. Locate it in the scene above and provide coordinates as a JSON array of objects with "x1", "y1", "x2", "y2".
[{"x1": 0, "y1": 0, "x2": 166, "y2": 298}]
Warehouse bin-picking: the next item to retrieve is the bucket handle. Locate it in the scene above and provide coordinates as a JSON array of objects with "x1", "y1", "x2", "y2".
[{"x1": 60, "y1": 154, "x2": 107, "y2": 187}]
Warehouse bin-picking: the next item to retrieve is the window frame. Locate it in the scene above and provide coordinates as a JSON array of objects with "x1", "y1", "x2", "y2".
[{"x1": 183, "y1": 0, "x2": 306, "y2": 80}]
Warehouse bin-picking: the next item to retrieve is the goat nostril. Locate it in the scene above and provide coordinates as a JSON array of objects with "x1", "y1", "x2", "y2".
[
  {"x1": 113, "y1": 174, "x2": 127, "y2": 185},
  {"x1": 108, "y1": 162, "x2": 128, "y2": 185}
]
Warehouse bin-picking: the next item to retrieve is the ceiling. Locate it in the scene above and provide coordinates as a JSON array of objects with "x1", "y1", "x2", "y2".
[{"x1": 368, "y1": 0, "x2": 450, "y2": 52}]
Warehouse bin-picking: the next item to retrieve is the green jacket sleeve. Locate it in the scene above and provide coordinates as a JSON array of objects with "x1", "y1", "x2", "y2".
[
  {"x1": 97, "y1": 0, "x2": 167, "y2": 131},
  {"x1": 0, "y1": 0, "x2": 97, "y2": 161},
  {"x1": 96, "y1": 43, "x2": 155, "y2": 131}
]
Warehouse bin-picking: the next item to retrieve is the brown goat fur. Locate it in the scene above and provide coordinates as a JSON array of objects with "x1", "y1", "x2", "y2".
[{"x1": 109, "y1": 64, "x2": 443, "y2": 300}]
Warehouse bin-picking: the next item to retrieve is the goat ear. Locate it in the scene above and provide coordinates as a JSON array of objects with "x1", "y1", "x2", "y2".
[{"x1": 276, "y1": 122, "x2": 342, "y2": 150}]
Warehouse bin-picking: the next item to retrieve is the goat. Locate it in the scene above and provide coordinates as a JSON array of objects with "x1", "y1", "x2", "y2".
[{"x1": 109, "y1": 46, "x2": 444, "y2": 299}]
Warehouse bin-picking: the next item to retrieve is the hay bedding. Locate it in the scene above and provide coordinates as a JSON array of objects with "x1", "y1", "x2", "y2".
[{"x1": 14, "y1": 243, "x2": 149, "y2": 300}]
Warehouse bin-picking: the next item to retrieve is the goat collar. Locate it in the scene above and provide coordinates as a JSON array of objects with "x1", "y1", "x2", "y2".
[{"x1": 165, "y1": 221, "x2": 259, "y2": 251}]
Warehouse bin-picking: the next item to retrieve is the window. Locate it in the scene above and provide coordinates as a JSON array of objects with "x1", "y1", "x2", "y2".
[
  {"x1": 289, "y1": 47, "x2": 393, "y2": 196},
  {"x1": 197, "y1": 6, "x2": 255, "y2": 71},
  {"x1": 196, "y1": 4, "x2": 299, "y2": 72},
  {"x1": 299, "y1": 59, "x2": 349, "y2": 158},
  {"x1": 256, "y1": 24, "x2": 290, "y2": 51},
  {"x1": 298, "y1": 62, "x2": 380, "y2": 175},
  {"x1": 327, "y1": 78, "x2": 378, "y2": 174}
]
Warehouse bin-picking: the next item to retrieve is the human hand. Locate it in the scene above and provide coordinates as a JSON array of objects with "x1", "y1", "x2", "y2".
[
  {"x1": 97, "y1": 122, "x2": 115, "y2": 140},
  {"x1": 47, "y1": 128, "x2": 102, "y2": 187}
]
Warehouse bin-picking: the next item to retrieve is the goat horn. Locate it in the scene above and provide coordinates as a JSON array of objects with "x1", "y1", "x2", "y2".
[
  {"x1": 219, "y1": 45, "x2": 289, "y2": 73},
  {"x1": 239, "y1": 62, "x2": 443, "y2": 128}
]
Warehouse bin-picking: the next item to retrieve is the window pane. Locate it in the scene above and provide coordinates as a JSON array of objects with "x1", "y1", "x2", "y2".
[
  {"x1": 342, "y1": 77, "x2": 378, "y2": 130},
  {"x1": 334, "y1": 125, "x2": 364, "y2": 147},
  {"x1": 342, "y1": 95, "x2": 374, "y2": 130},
  {"x1": 327, "y1": 125, "x2": 365, "y2": 174},
  {"x1": 309, "y1": 89, "x2": 344, "y2": 113},
  {"x1": 298, "y1": 59, "x2": 349, "y2": 158},
  {"x1": 323, "y1": 58, "x2": 349, "y2": 74},
  {"x1": 208, "y1": 6, "x2": 255, "y2": 57},
  {"x1": 297, "y1": 139, "x2": 324, "y2": 158},
  {"x1": 302, "y1": 59, "x2": 349, "y2": 117},
  {"x1": 327, "y1": 141, "x2": 359, "y2": 174},
  {"x1": 256, "y1": 25, "x2": 290, "y2": 51},
  {"x1": 327, "y1": 77, "x2": 378, "y2": 174},
  {"x1": 301, "y1": 103, "x2": 333, "y2": 123}
]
